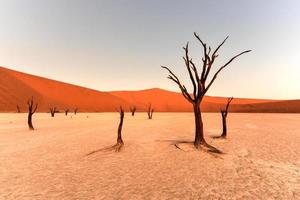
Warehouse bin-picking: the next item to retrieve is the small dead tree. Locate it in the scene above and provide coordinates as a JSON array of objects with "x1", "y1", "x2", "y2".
[
  {"x1": 27, "y1": 97, "x2": 38, "y2": 130},
  {"x1": 162, "y1": 32, "x2": 250, "y2": 151},
  {"x1": 220, "y1": 97, "x2": 233, "y2": 138},
  {"x1": 49, "y1": 107, "x2": 57, "y2": 117},
  {"x1": 147, "y1": 104, "x2": 154, "y2": 119},
  {"x1": 86, "y1": 106, "x2": 125, "y2": 155},
  {"x1": 130, "y1": 106, "x2": 136, "y2": 116},
  {"x1": 16, "y1": 105, "x2": 21, "y2": 113},
  {"x1": 65, "y1": 109, "x2": 69, "y2": 116},
  {"x1": 74, "y1": 108, "x2": 78, "y2": 115},
  {"x1": 115, "y1": 106, "x2": 125, "y2": 151}
]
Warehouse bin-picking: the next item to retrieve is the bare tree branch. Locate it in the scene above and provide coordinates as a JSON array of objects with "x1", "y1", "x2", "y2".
[
  {"x1": 161, "y1": 66, "x2": 194, "y2": 103},
  {"x1": 224, "y1": 97, "x2": 234, "y2": 117},
  {"x1": 193, "y1": 32, "x2": 209, "y2": 82},
  {"x1": 212, "y1": 36, "x2": 229, "y2": 57},
  {"x1": 183, "y1": 42, "x2": 197, "y2": 98},
  {"x1": 205, "y1": 50, "x2": 251, "y2": 93}
]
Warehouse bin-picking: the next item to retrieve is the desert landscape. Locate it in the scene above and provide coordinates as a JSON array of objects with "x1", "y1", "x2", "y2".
[
  {"x1": 1, "y1": 35, "x2": 300, "y2": 200},
  {"x1": 1, "y1": 66, "x2": 300, "y2": 113},
  {"x1": 1, "y1": 36, "x2": 300, "y2": 199},
  {"x1": 0, "y1": 112, "x2": 299, "y2": 199},
  {"x1": 1, "y1": 1, "x2": 300, "y2": 199}
]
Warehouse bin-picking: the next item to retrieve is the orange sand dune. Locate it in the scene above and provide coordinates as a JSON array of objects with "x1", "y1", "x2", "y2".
[
  {"x1": 109, "y1": 88, "x2": 282, "y2": 112},
  {"x1": 0, "y1": 67, "x2": 128, "y2": 112},
  {"x1": 230, "y1": 100, "x2": 300, "y2": 113},
  {"x1": 0, "y1": 66, "x2": 298, "y2": 113}
]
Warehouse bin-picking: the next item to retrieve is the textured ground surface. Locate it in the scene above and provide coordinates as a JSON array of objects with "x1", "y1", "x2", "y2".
[{"x1": 0, "y1": 113, "x2": 299, "y2": 199}]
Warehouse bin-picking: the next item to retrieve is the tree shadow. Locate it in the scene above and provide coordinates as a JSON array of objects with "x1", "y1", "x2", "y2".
[
  {"x1": 85, "y1": 142, "x2": 124, "y2": 156},
  {"x1": 211, "y1": 135, "x2": 226, "y2": 139},
  {"x1": 86, "y1": 106, "x2": 125, "y2": 156},
  {"x1": 156, "y1": 139, "x2": 223, "y2": 155}
]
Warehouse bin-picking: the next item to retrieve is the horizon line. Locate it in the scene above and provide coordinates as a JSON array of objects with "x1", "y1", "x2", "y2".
[{"x1": 1, "y1": 65, "x2": 297, "y2": 101}]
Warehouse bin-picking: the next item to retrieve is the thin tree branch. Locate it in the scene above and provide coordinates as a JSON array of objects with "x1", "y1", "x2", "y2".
[
  {"x1": 205, "y1": 50, "x2": 251, "y2": 93},
  {"x1": 33, "y1": 104, "x2": 38, "y2": 113},
  {"x1": 161, "y1": 66, "x2": 194, "y2": 103},
  {"x1": 193, "y1": 32, "x2": 208, "y2": 82},
  {"x1": 225, "y1": 97, "x2": 233, "y2": 117},
  {"x1": 183, "y1": 42, "x2": 197, "y2": 98},
  {"x1": 212, "y1": 36, "x2": 229, "y2": 57}
]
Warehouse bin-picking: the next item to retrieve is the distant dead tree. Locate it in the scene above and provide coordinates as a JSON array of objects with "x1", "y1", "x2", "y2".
[
  {"x1": 65, "y1": 109, "x2": 69, "y2": 116},
  {"x1": 49, "y1": 107, "x2": 58, "y2": 117},
  {"x1": 130, "y1": 106, "x2": 136, "y2": 116},
  {"x1": 147, "y1": 104, "x2": 154, "y2": 119},
  {"x1": 16, "y1": 105, "x2": 21, "y2": 113},
  {"x1": 86, "y1": 106, "x2": 125, "y2": 155},
  {"x1": 27, "y1": 97, "x2": 38, "y2": 130},
  {"x1": 162, "y1": 32, "x2": 250, "y2": 151},
  {"x1": 74, "y1": 108, "x2": 78, "y2": 115},
  {"x1": 219, "y1": 97, "x2": 234, "y2": 138}
]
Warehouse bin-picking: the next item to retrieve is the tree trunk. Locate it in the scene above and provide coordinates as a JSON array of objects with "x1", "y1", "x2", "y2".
[
  {"x1": 28, "y1": 113, "x2": 34, "y2": 130},
  {"x1": 221, "y1": 112, "x2": 227, "y2": 138},
  {"x1": 148, "y1": 109, "x2": 153, "y2": 119},
  {"x1": 16, "y1": 105, "x2": 21, "y2": 113},
  {"x1": 131, "y1": 112, "x2": 134, "y2": 116},
  {"x1": 117, "y1": 110, "x2": 124, "y2": 144},
  {"x1": 193, "y1": 103, "x2": 205, "y2": 148}
]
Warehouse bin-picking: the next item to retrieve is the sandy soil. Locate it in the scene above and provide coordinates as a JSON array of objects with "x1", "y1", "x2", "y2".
[{"x1": 0, "y1": 113, "x2": 299, "y2": 199}]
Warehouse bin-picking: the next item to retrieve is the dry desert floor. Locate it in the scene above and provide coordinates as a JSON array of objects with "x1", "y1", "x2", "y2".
[{"x1": 0, "y1": 113, "x2": 299, "y2": 200}]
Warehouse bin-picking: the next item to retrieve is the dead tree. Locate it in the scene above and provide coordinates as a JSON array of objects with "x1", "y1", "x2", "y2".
[
  {"x1": 130, "y1": 106, "x2": 136, "y2": 116},
  {"x1": 115, "y1": 106, "x2": 125, "y2": 151},
  {"x1": 86, "y1": 106, "x2": 125, "y2": 155},
  {"x1": 147, "y1": 104, "x2": 154, "y2": 119},
  {"x1": 220, "y1": 97, "x2": 233, "y2": 138},
  {"x1": 49, "y1": 107, "x2": 57, "y2": 117},
  {"x1": 162, "y1": 32, "x2": 250, "y2": 150},
  {"x1": 74, "y1": 108, "x2": 78, "y2": 115},
  {"x1": 65, "y1": 109, "x2": 69, "y2": 116},
  {"x1": 27, "y1": 97, "x2": 38, "y2": 130},
  {"x1": 16, "y1": 105, "x2": 21, "y2": 113}
]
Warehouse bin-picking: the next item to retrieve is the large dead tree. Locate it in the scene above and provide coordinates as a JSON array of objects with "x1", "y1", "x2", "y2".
[
  {"x1": 16, "y1": 105, "x2": 21, "y2": 113},
  {"x1": 220, "y1": 97, "x2": 233, "y2": 138},
  {"x1": 49, "y1": 107, "x2": 57, "y2": 117},
  {"x1": 27, "y1": 97, "x2": 38, "y2": 130},
  {"x1": 147, "y1": 104, "x2": 154, "y2": 119},
  {"x1": 130, "y1": 106, "x2": 136, "y2": 116},
  {"x1": 162, "y1": 32, "x2": 250, "y2": 150}
]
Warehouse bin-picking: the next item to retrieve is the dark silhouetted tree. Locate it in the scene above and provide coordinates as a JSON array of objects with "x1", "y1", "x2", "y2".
[
  {"x1": 16, "y1": 105, "x2": 21, "y2": 113},
  {"x1": 86, "y1": 106, "x2": 125, "y2": 155},
  {"x1": 65, "y1": 109, "x2": 69, "y2": 116},
  {"x1": 130, "y1": 106, "x2": 136, "y2": 116},
  {"x1": 50, "y1": 107, "x2": 57, "y2": 117},
  {"x1": 220, "y1": 97, "x2": 233, "y2": 138},
  {"x1": 27, "y1": 97, "x2": 38, "y2": 130},
  {"x1": 162, "y1": 32, "x2": 250, "y2": 150},
  {"x1": 147, "y1": 104, "x2": 154, "y2": 119},
  {"x1": 115, "y1": 106, "x2": 125, "y2": 151}
]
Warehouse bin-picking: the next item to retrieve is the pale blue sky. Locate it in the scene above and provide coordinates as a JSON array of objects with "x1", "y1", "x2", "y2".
[{"x1": 0, "y1": 0, "x2": 299, "y2": 99}]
